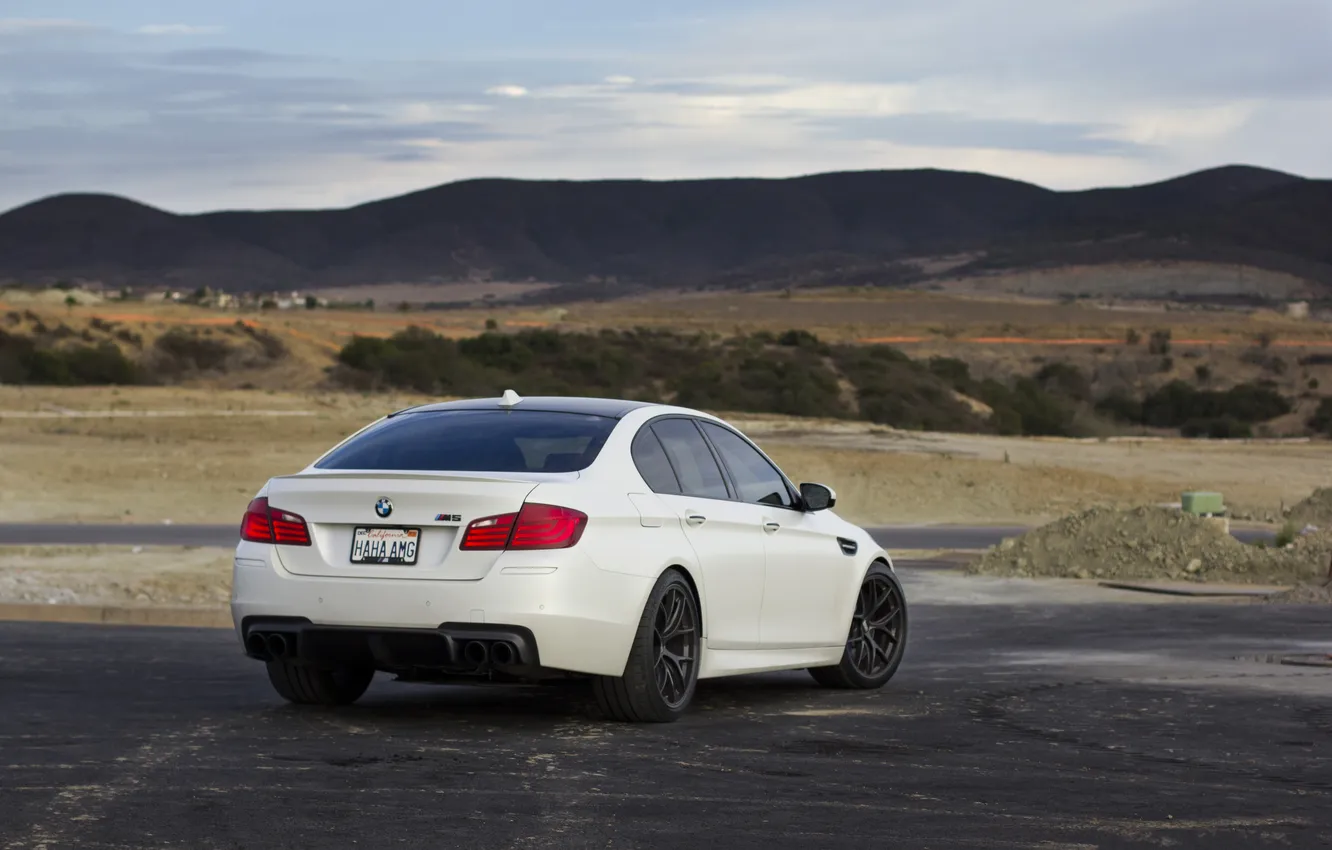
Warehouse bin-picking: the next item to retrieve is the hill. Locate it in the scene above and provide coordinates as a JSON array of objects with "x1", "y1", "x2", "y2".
[{"x1": 1, "y1": 165, "x2": 1328, "y2": 297}]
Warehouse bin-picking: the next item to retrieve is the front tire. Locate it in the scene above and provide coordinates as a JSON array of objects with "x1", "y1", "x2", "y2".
[
  {"x1": 593, "y1": 570, "x2": 700, "y2": 722},
  {"x1": 265, "y1": 659, "x2": 375, "y2": 706},
  {"x1": 809, "y1": 563, "x2": 907, "y2": 689}
]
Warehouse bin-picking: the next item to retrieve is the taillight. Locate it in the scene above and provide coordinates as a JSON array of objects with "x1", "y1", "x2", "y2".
[
  {"x1": 459, "y1": 503, "x2": 587, "y2": 551},
  {"x1": 509, "y1": 504, "x2": 587, "y2": 549},
  {"x1": 459, "y1": 512, "x2": 516, "y2": 550},
  {"x1": 239, "y1": 497, "x2": 312, "y2": 546},
  {"x1": 240, "y1": 498, "x2": 272, "y2": 542}
]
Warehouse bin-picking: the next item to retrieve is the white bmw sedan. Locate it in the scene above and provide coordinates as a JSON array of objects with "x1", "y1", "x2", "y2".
[{"x1": 232, "y1": 393, "x2": 908, "y2": 722}]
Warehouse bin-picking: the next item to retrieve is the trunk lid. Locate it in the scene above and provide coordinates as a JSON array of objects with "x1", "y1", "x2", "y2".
[{"x1": 265, "y1": 471, "x2": 544, "y2": 580}]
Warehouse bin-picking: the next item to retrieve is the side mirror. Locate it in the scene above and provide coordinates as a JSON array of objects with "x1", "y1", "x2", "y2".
[{"x1": 799, "y1": 482, "x2": 836, "y2": 512}]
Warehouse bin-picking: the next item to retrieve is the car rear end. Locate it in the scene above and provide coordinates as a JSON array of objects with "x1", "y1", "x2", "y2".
[{"x1": 230, "y1": 404, "x2": 656, "y2": 681}]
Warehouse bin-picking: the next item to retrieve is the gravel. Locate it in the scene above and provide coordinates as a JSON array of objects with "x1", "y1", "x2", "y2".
[
  {"x1": 1285, "y1": 487, "x2": 1332, "y2": 531},
  {"x1": 969, "y1": 505, "x2": 1332, "y2": 585},
  {"x1": 1262, "y1": 582, "x2": 1332, "y2": 604}
]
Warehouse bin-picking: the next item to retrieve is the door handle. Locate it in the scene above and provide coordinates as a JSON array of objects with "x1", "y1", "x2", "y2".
[
  {"x1": 763, "y1": 521, "x2": 781, "y2": 533},
  {"x1": 686, "y1": 513, "x2": 707, "y2": 526}
]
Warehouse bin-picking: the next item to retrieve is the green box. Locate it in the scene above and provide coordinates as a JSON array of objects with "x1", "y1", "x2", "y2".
[{"x1": 1181, "y1": 491, "x2": 1225, "y2": 515}]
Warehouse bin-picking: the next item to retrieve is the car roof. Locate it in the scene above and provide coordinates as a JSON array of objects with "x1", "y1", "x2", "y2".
[{"x1": 389, "y1": 395, "x2": 659, "y2": 420}]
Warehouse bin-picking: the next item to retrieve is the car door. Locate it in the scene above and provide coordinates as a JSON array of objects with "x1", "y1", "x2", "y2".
[
  {"x1": 637, "y1": 418, "x2": 767, "y2": 649},
  {"x1": 697, "y1": 421, "x2": 846, "y2": 648}
]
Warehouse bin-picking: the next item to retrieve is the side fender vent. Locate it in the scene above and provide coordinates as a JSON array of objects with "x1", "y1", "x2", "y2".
[{"x1": 837, "y1": 537, "x2": 858, "y2": 556}]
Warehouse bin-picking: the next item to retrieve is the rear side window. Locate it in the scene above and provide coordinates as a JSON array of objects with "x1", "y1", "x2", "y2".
[
  {"x1": 316, "y1": 410, "x2": 617, "y2": 472},
  {"x1": 650, "y1": 419, "x2": 730, "y2": 499},
  {"x1": 631, "y1": 428, "x2": 681, "y2": 494}
]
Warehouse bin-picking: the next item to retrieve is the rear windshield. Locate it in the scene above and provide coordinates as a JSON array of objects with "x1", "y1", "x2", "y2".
[{"x1": 315, "y1": 410, "x2": 618, "y2": 473}]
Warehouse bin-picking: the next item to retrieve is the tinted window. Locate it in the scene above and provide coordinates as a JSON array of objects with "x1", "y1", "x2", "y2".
[
  {"x1": 631, "y1": 428, "x2": 681, "y2": 494},
  {"x1": 316, "y1": 410, "x2": 616, "y2": 472},
  {"x1": 700, "y1": 422, "x2": 795, "y2": 508},
  {"x1": 650, "y1": 419, "x2": 729, "y2": 499}
]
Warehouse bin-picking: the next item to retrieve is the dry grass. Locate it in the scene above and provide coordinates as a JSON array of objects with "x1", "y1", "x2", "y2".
[
  {"x1": 309, "y1": 281, "x2": 554, "y2": 304},
  {"x1": 1, "y1": 387, "x2": 1323, "y2": 526},
  {"x1": 0, "y1": 387, "x2": 430, "y2": 523},
  {"x1": 763, "y1": 443, "x2": 1178, "y2": 526},
  {"x1": 5, "y1": 284, "x2": 1332, "y2": 527}
]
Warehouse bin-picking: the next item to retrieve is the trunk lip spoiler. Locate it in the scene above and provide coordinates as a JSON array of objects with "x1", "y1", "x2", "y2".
[{"x1": 272, "y1": 469, "x2": 581, "y2": 485}]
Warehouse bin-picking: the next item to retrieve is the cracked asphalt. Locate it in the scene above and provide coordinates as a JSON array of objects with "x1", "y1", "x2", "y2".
[{"x1": 1, "y1": 574, "x2": 1330, "y2": 849}]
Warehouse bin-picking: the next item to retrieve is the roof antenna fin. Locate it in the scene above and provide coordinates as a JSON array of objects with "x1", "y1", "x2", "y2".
[{"x1": 499, "y1": 389, "x2": 523, "y2": 409}]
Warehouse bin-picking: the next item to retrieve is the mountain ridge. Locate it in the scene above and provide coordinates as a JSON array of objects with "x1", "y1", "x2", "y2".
[{"x1": 2, "y1": 165, "x2": 1327, "y2": 296}]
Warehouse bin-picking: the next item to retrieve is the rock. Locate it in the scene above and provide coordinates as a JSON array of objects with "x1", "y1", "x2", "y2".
[{"x1": 1185, "y1": 559, "x2": 1203, "y2": 574}]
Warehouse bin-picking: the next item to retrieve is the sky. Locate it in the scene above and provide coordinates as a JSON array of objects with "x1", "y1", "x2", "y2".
[{"x1": 1, "y1": 0, "x2": 1330, "y2": 212}]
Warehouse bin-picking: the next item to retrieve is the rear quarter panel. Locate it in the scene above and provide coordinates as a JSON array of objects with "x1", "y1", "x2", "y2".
[{"x1": 523, "y1": 481, "x2": 707, "y2": 632}]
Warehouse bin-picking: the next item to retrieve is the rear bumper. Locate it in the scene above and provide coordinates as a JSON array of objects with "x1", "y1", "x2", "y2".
[
  {"x1": 230, "y1": 543, "x2": 653, "y2": 677},
  {"x1": 240, "y1": 617, "x2": 541, "y2": 674}
]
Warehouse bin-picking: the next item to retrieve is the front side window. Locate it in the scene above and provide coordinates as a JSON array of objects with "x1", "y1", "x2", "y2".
[
  {"x1": 316, "y1": 410, "x2": 616, "y2": 472},
  {"x1": 700, "y1": 422, "x2": 795, "y2": 508},
  {"x1": 649, "y1": 418, "x2": 730, "y2": 499}
]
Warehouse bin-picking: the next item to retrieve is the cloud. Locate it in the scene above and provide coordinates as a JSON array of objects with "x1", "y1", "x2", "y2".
[
  {"x1": 0, "y1": 18, "x2": 96, "y2": 35},
  {"x1": 137, "y1": 24, "x2": 223, "y2": 36},
  {"x1": 153, "y1": 48, "x2": 291, "y2": 68},
  {"x1": 485, "y1": 85, "x2": 529, "y2": 98},
  {"x1": 1, "y1": 0, "x2": 1330, "y2": 212},
  {"x1": 807, "y1": 113, "x2": 1141, "y2": 156}
]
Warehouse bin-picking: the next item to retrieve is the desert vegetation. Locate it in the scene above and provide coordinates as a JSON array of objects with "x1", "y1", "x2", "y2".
[
  {"x1": 0, "y1": 313, "x2": 286, "y2": 386},
  {"x1": 332, "y1": 326, "x2": 1305, "y2": 438}
]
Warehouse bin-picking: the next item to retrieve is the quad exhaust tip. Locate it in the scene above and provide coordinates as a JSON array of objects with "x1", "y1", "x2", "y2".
[
  {"x1": 266, "y1": 633, "x2": 289, "y2": 659},
  {"x1": 245, "y1": 633, "x2": 269, "y2": 656},
  {"x1": 462, "y1": 640, "x2": 489, "y2": 666},
  {"x1": 490, "y1": 641, "x2": 517, "y2": 666},
  {"x1": 462, "y1": 639, "x2": 520, "y2": 667}
]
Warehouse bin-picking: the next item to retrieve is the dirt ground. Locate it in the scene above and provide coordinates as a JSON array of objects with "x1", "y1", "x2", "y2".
[
  {"x1": 0, "y1": 546, "x2": 231, "y2": 606},
  {"x1": 735, "y1": 416, "x2": 1332, "y2": 523},
  {"x1": 2, "y1": 386, "x2": 1326, "y2": 527}
]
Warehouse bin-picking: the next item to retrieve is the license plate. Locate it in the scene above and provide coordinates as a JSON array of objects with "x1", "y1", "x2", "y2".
[{"x1": 350, "y1": 527, "x2": 420, "y2": 565}]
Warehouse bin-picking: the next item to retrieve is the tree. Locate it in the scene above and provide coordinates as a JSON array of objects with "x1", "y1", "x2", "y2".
[
  {"x1": 484, "y1": 318, "x2": 499, "y2": 331},
  {"x1": 305, "y1": 295, "x2": 318, "y2": 310},
  {"x1": 64, "y1": 294, "x2": 77, "y2": 313}
]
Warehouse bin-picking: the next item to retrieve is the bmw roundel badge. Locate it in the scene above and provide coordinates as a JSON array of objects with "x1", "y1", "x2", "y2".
[{"x1": 375, "y1": 498, "x2": 393, "y2": 518}]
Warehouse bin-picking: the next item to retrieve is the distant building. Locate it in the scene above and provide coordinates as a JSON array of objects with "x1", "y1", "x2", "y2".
[{"x1": 1286, "y1": 301, "x2": 1310, "y2": 319}]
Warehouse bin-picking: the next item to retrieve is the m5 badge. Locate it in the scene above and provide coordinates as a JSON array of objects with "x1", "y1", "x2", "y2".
[{"x1": 435, "y1": 513, "x2": 462, "y2": 522}]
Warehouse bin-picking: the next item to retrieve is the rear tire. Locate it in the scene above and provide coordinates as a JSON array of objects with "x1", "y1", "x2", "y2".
[
  {"x1": 265, "y1": 659, "x2": 375, "y2": 706},
  {"x1": 593, "y1": 570, "x2": 700, "y2": 722},
  {"x1": 809, "y1": 563, "x2": 907, "y2": 689}
]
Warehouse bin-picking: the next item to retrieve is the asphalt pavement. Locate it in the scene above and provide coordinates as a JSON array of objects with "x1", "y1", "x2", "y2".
[
  {"x1": 0, "y1": 522, "x2": 1272, "y2": 550},
  {"x1": 1, "y1": 591, "x2": 1329, "y2": 848}
]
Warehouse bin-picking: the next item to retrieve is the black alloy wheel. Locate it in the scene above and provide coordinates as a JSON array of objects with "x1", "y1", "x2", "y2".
[
  {"x1": 809, "y1": 563, "x2": 908, "y2": 689},
  {"x1": 653, "y1": 584, "x2": 699, "y2": 709},
  {"x1": 593, "y1": 570, "x2": 701, "y2": 722},
  {"x1": 847, "y1": 572, "x2": 905, "y2": 678}
]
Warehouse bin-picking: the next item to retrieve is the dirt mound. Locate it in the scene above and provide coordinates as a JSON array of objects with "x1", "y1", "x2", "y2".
[
  {"x1": 1285, "y1": 488, "x2": 1332, "y2": 530},
  {"x1": 1262, "y1": 580, "x2": 1332, "y2": 607},
  {"x1": 970, "y1": 505, "x2": 1332, "y2": 585}
]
